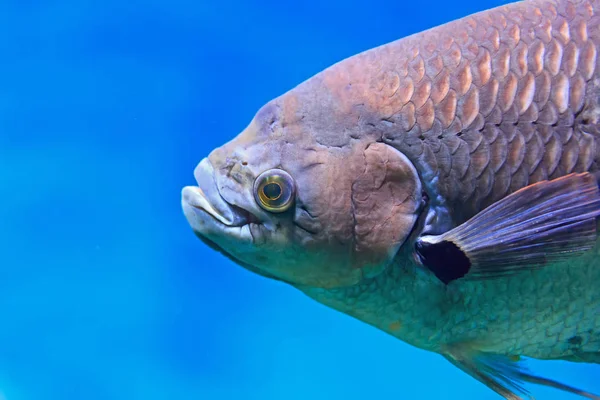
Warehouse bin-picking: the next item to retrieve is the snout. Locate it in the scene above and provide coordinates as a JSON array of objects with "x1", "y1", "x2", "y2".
[
  {"x1": 182, "y1": 158, "x2": 257, "y2": 242},
  {"x1": 186, "y1": 158, "x2": 249, "y2": 226}
]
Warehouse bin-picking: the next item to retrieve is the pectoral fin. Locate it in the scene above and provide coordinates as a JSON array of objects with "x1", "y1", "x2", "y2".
[
  {"x1": 415, "y1": 172, "x2": 600, "y2": 284},
  {"x1": 444, "y1": 344, "x2": 600, "y2": 399}
]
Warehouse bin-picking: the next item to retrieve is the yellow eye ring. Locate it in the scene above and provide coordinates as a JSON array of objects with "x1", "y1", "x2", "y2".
[{"x1": 253, "y1": 169, "x2": 295, "y2": 213}]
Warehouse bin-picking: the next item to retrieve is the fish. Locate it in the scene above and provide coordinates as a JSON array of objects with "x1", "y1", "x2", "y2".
[{"x1": 181, "y1": 0, "x2": 600, "y2": 398}]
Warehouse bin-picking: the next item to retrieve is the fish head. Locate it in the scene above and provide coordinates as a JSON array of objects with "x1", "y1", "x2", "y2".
[{"x1": 182, "y1": 73, "x2": 424, "y2": 289}]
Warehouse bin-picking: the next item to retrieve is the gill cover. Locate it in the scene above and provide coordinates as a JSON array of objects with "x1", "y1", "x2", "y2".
[{"x1": 350, "y1": 142, "x2": 422, "y2": 277}]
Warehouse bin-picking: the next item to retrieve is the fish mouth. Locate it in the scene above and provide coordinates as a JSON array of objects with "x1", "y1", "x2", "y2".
[
  {"x1": 181, "y1": 158, "x2": 259, "y2": 235},
  {"x1": 182, "y1": 186, "x2": 248, "y2": 227}
]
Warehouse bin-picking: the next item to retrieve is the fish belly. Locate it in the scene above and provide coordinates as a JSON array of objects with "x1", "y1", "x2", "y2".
[
  {"x1": 438, "y1": 243, "x2": 600, "y2": 361},
  {"x1": 300, "y1": 240, "x2": 599, "y2": 362}
]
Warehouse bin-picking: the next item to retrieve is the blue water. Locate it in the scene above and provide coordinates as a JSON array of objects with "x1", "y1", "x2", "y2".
[{"x1": 2, "y1": 0, "x2": 598, "y2": 399}]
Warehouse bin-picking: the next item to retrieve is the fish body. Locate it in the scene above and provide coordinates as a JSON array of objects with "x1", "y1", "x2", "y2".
[
  {"x1": 296, "y1": 0, "x2": 600, "y2": 359},
  {"x1": 182, "y1": 0, "x2": 600, "y2": 397}
]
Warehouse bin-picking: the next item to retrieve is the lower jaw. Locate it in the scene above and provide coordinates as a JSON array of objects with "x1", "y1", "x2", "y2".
[{"x1": 194, "y1": 230, "x2": 290, "y2": 283}]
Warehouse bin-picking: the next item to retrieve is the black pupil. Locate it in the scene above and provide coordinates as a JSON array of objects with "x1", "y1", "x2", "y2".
[{"x1": 263, "y1": 183, "x2": 282, "y2": 200}]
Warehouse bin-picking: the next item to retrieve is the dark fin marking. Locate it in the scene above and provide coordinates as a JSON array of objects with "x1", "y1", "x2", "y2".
[
  {"x1": 415, "y1": 172, "x2": 600, "y2": 283},
  {"x1": 414, "y1": 239, "x2": 470, "y2": 284},
  {"x1": 445, "y1": 347, "x2": 600, "y2": 399}
]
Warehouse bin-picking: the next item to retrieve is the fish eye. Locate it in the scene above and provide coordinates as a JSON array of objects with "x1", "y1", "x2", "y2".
[{"x1": 254, "y1": 169, "x2": 295, "y2": 213}]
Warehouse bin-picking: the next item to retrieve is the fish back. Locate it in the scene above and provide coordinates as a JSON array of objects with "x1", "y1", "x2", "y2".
[{"x1": 320, "y1": 0, "x2": 600, "y2": 221}]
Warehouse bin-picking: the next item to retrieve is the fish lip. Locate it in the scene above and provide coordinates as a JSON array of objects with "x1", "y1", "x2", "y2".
[
  {"x1": 181, "y1": 185, "x2": 261, "y2": 228},
  {"x1": 181, "y1": 158, "x2": 260, "y2": 229},
  {"x1": 181, "y1": 186, "x2": 244, "y2": 227}
]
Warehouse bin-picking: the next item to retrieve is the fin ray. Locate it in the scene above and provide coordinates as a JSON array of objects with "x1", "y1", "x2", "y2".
[
  {"x1": 445, "y1": 346, "x2": 600, "y2": 400},
  {"x1": 416, "y1": 172, "x2": 600, "y2": 283}
]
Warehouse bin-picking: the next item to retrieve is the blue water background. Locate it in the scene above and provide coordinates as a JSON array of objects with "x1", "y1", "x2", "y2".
[{"x1": 1, "y1": 0, "x2": 598, "y2": 399}]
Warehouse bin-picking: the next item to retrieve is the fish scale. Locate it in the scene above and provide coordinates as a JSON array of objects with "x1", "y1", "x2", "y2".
[
  {"x1": 299, "y1": 0, "x2": 600, "y2": 380},
  {"x1": 323, "y1": 0, "x2": 600, "y2": 221},
  {"x1": 303, "y1": 241, "x2": 600, "y2": 361}
]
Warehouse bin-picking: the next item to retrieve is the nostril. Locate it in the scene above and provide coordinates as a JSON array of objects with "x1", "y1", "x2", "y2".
[{"x1": 242, "y1": 161, "x2": 248, "y2": 166}]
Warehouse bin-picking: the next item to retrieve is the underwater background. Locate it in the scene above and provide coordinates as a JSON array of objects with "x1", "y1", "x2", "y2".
[{"x1": 2, "y1": 0, "x2": 598, "y2": 399}]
